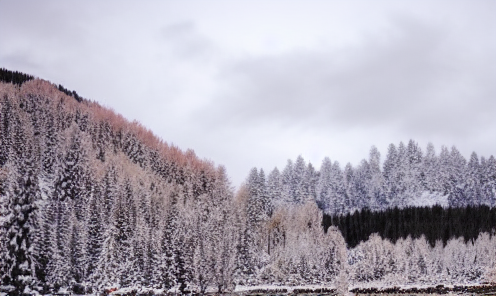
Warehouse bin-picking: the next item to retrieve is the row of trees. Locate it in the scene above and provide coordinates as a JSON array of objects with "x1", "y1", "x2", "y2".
[
  {"x1": 0, "y1": 68, "x2": 34, "y2": 87},
  {"x1": 243, "y1": 167, "x2": 496, "y2": 288},
  {"x1": 323, "y1": 205, "x2": 496, "y2": 248},
  {"x1": 349, "y1": 232, "x2": 496, "y2": 287},
  {"x1": 245, "y1": 145, "x2": 496, "y2": 217}
]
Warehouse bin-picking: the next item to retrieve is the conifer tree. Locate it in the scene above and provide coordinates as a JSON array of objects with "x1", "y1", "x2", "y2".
[
  {"x1": 2, "y1": 139, "x2": 40, "y2": 294},
  {"x1": 267, "y1": 167, "x2": 282, "y2": 210}
]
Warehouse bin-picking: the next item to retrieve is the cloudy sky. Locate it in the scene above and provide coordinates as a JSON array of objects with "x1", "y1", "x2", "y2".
[{"x1": 1, "y1": 0, "x2": 495, "y2": 186}]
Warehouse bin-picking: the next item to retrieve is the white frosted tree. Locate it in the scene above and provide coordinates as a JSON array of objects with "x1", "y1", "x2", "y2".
[
  {"x1": 446, "y1": 147, "x2": 467, "y2": 207},
  {"x1": 316, "y1": 157, "x2": 333, "y2": 213},
  {"x1": 267, "y1": 167, "x2": 282, "y2": 212},
  {"x1": 2, "y1": 145, "x2": 40, "y2": 294},
  {"x1": 293, "y1": 155, "x2": 307, "y2": 204},
  {"x1": 368, "y1": 146, "x2": 385, "y2": 211}
]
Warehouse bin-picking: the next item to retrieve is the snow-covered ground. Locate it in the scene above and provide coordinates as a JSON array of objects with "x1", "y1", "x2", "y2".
[{"x1": 407, "y1": 191, "x2": 449, "y2": 208}]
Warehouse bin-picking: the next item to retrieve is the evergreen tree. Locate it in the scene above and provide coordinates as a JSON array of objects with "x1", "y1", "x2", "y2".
[
  {"x1": 368, "y1": 146, "x2": 385, "y2": 211},
  {"x1": 2, "y1": 142, "x2": 40, "y2": 294},
  {"x1": 85, "y1": 190, "x2": 103, "y2": 288},
  {"x1": 448, "y1": 146, "x2": 467, "y2": 207},
  {"x1": 281, "y1": 159, "x2": 294, "y2": 204},
  {"x1": 422, "y1": 142, "x2": 440, "y2": 193},
  {"x1": 383, "y1": 143, "x2": 399, "y2": 207},
  {"x1": 293, "y1": 155, "x2": 307, "y2": 204},
  {"x1": 267, "y1": 167, "x2": 282, "y2": 211},
  {"x1": 466, "y1": 152, "x2": 482, "y2": 206},
  {"x1": 316, "y1": 157, "x2": 333, "y2": 213}
]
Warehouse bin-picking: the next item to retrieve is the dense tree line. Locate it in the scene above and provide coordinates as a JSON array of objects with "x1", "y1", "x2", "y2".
[
  {"x1": 348, "y1": 232, "x2": 496, "y2": 286},
  {"x1": 249, "y1": 146, "x2": 496, "y2": 217},
  {"x1": 0, "y1": 68, "x2": 34, "y2": 86},
  {"x1": 1, "y1": 77, "x2": 495, "y2": 295},
  {"x1": 57, "y1": 84, "x2": 83, "y2": 103},
  {"x1": 323, "y1": 205, "x2": 496, "y2": 248}
]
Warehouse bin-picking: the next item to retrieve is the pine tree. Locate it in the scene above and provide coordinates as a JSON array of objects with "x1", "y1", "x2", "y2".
[
  {"x1": 316, "y1": 157, "x2": 333, "y2": 213},
  {"x1": 480, "y1": 156, "x2": 496, "y2": 207},
  {"x1": 281, "y1": 159, "x2": 294, "y2": 204},
  {"x1": 344, "y1": 162, "x2": 358, "y2": 212},
  {"x1": 447, "y1": 146, "x2": 467, "y2": 207},
  {"x1": 422, "y1": 142, "x2": 440, "y2": 193},
  {"x1": 383, "y1": 143, "x2": 399, "y2": 207},
  {"x1": 466, "y1": 152, "x2": 481, "y2": 206},
  {"x1": 368, "y1": 146, "x2": 385, "y2": 211},
  {"x1": 267, "y1": 167, "x2": 282, "y2": 210},
  {"x1": 85, "y1": 190, "x2": 103, "y2": 289},
  {"x1": 293, "y1": 155, "x2": 307, "y2": 204},
  {"x1": 246, "y1": 168, "x2": 267, "y2": 229},
  {"x1": 2, "y1": 141, "x2": 40, "y2": 294}
]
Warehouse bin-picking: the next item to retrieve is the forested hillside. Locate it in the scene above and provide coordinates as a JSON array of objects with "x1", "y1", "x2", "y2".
[
  {"x1": 0, "y1": 78, "x2": 236, "y2": 294},
  {"x1": 1, "y1": 70, "x2": 495, "y2": 295}
]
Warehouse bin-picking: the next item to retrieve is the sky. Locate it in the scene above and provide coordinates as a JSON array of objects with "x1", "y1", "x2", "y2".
[{"x1": 1, "y1": 0, "x2": 495, "y2": 187}]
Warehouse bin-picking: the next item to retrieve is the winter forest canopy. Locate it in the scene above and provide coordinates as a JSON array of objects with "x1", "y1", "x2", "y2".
[{"x1": 0, "y1": 69, "x2": 495, "y2": 295}]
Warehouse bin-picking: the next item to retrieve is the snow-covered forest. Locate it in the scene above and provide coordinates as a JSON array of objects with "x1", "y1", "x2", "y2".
[{"x1": 1, "y1": 71, "x2": 495, "y2": 295}]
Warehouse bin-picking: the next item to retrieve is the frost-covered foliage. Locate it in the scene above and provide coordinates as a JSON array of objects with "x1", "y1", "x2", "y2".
[
  {"x1": 348, "y1": 232, "x2": 496, "y2": 288},
  {"x1": 0, "y1": 80, "x2": 234, "y2": 294},
  {"x1": 1, "y1": 78, "x2": 495, "y2": 295},
  {"x1": 263, "y1": 143, "x2": 496, "y2": 216}
]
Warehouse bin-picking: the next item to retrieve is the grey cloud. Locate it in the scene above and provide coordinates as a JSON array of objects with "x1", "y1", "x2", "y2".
[
  {"x1": 0, "y1": 1, "x2": 87, "y2": 49},
  {"x1": 160, "y1": 21, "x2": 215, "y2": 61},
  {"x1": 202, "y1": 16, "x2": 496, "y2": 139}
]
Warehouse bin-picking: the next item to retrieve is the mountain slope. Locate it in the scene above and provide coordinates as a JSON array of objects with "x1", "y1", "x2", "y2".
[{"x1": 0, "y1": 78, "x2": 235, "y2": 294}]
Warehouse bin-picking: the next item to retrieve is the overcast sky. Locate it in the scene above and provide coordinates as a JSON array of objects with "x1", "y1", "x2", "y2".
[{"x1": 1, "y1": 0, "x2": 495, "y2": 186}]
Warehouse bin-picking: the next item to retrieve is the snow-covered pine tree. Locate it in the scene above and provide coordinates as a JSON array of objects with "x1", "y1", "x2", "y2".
[
  {"x1": 2, "y1": 129, "x2": 41, "y2": 294},
  {"x1": 383, "y1": 143, "x2": 399, "y2": 207},
  {"x1": 85, "y1": 188, "x2": 104, "y2": 290},
  {"x1": 267, "y1": 167, "x2": 282, "y2": 210},
  {"x1": 292, "y1": 155, "x2": 307, "y2": 204},
  {"x1": 246, "y1": 168, "x2": 267, "y2": 230},
  {"x1": 211, "y1": 166, "x2": 237, "y2": 293},
  {"x1": 480, "y1": 156, "x2": 496, "y2": 207},
  {"x1": 316, "y1": 157, "x2": 332, "y2": 213},
  {"x1": 304, "y1": 162, "x2": 318, "y2": 204},
  {"x1": 405, "y1": 140, "x2": 423, "y2": 197},
  {"x1": 258, "y1": 169, "x2": 270, "y2": 217},
  {"x1": 281, "y1": 160, "x2": 294, "y2": 204},
  {"x1": 113, "y1": 180, "x2": 137, "y2": 287},
  {"x1": 447, "y1": 146, "x2": 467, "y2": 207},
  {"x1": 352, "y1": 160, "x2": 371, "y2": 210},
  {"x1": 368, "y1": 146, "x2": 385, "y2": 211},
  {"x1": 330, "y1": 161, "x2": 347, "y2": 215},
  {"x1": 422, "y1": 142, "x2": 440, "y2": 193},
  {"x1": 465, "y1": 152, "x2": 482, "y2": 206},
  {"x1": 343, "y1": 163, "x2": 358, "y2": 212}
]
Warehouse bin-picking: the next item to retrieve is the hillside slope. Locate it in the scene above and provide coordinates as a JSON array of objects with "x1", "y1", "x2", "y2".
[{"x1": 0, "y1": 78, "x2": 235, "y2": 294}]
